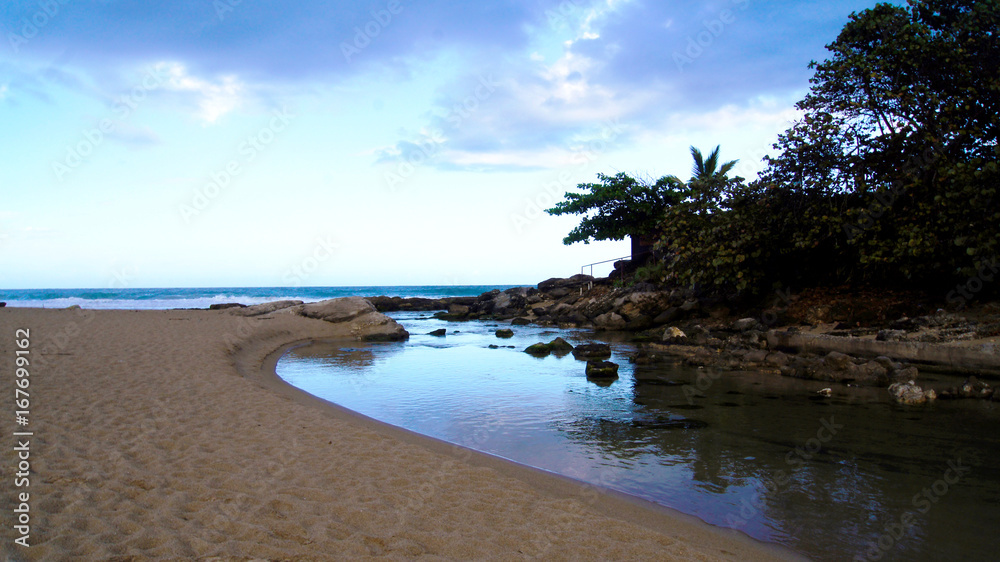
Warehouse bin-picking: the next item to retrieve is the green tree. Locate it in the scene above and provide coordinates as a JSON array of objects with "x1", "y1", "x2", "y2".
[
  {"x1": 758, "y1": 0, "x2": 1000, "y2": 289},
  {"x1": 545, "y1": 171, "x2": 687, "y2": 256}
]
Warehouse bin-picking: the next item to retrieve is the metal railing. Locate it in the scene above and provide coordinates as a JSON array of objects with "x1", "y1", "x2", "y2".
[{"x1": 581, "y1": 255, "x2": 632, "y2": 277}]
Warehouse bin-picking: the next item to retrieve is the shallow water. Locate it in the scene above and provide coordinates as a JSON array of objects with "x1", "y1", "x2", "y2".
[{"x1": 276, "y1": 312, "x2": 1000, "y2": 561}]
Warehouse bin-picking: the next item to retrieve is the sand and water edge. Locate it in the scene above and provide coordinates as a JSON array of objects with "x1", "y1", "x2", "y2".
[{"x1": 1, "y1": 306, "x2": 800, "y2": 560}]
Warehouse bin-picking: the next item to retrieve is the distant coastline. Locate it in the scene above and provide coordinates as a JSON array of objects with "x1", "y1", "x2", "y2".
[{"x1": 0, "y1": 285, "x2": 521, "y2": 310}]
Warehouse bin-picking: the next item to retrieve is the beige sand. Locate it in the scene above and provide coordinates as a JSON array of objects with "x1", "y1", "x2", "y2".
[{"x1": 0, "y1": 307, "x2": 801, "y2": 560}]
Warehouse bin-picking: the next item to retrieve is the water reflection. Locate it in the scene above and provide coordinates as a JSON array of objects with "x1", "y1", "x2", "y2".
[{"x1": 276, "y1": 312, "x2": 999, "y2": 561}]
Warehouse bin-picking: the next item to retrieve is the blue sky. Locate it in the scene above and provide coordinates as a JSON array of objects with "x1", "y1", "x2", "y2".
[{"x1": 1, "y1": 0, "x2": 885, "y2": 288}]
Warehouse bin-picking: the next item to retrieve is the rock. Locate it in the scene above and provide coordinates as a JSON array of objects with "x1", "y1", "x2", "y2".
[
  {"x1": 653, "y1": 307, "x2": 683, "y2": 325},
  {"x1": 876, "y1": 329, "x2": 907, "y2": 342},
  {"x1": 765, "y1": 351, "x2": 789, "y2": 367},
  {"x1": 823, "y1": 351, "x2": 855, "y2": 371},
  {"x1": 429, "y1": 329, "x2": 447, "y2": 336},
  {"x1": 594, "y1": 312, "x2": 627, "y2": 330},
  {"x1": 547, "y1": 337, "x2": 575, "y2": 354},
  {"x1": 236, "y1": 300, "x2": 304, "y2": 316},
  {"x1": 732, "y1": 317, "x2": 760, "y2": 332},
  {"x1": 960, "y1": 376, "x2": 992, "y2": 399},
  {"x1": 300, "y1": 297, "x2": 408, "y2": 342},
  {"x1": 744, "y1": 350, "x2": 769, "y2": 363},
  {"x1": 680, "y1": 299, "x2": 700, "y2": 312},
  {"x1": 687, "y1": 325, "x2": 711, "y2": 346},
  {"x1": 817, "y1": 388, "x2": 833, "y2": 397},
  {"x1": 662, "y1": 327, "x2": 687, "y2": 344},
  {"x1": 548, "y1": 287, "x2": 570, "y2": 298},
  {"x1": 524, "y1": 343, "x2": 551, "y2": 356},
  {"x1": 511, "y1": 317, "x2": 531, "y2": 326},
  {"x1": 495, "y1": 329, "x2": 514, "y2": 338},
  {"x1": 538, "y1": 274, "x2": 594, "y2": 292},
  {"x1": 585, "y1": 360, "x2": 619, "y2": 379},
  {"x1": 0, "y1": 302, "x2": 6, "y2": 307},
  {"x1": 301, "y1": 297, "x2": 374, "y2": 323},
  {"x1": 572, "y1": 343, "x2": 612, "y2": 359},
  {"x1": 449, "y1": 304, "x2": 470, "y2": 315},
  {"x1": 888, "y1": 381, "x2": 933, "y2": 405},
  {"x1": 846, "y1": 361, "x2": 890, "y2": 386},
  {"x1": 210, "y1": 303, "x2": 246, "y2": 310}
]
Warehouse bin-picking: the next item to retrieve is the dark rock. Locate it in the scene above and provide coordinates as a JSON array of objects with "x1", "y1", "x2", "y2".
[
  {"x1": 538, "y1": 274, "x2": 594, "y2": 292},
  {"x1": 888, "y1": 381, "x2": 934, "y2": 405},
  {"x1": 548, "y1": 287, "x2": 571, "y2": 298},
  {"x1": 449, "y1": 304, "x2": 470, "y2": 315},
  {"x1": 960, "y1": 376, "x2": 993, "y2": 399},
  {"x1": 594, "y1": 312, "x2": 627, "y2": 330},
  {"x1": 732, "y1": 317, "x2": 761, "y2": 332},
  {"x1": 0, "y1": 302, "x2": 5, "y2": 307},
  {"x1": 625, "y1": 314, "x2": 654, "y2": 331},
  {"x1": 823, "y1": 351, "x2": 855, "y2": 371},
  {"x1": 488, "y1": 344, "x2": 499, "y2": 349},
  {"x1": 653, "y1": 307, "x2": 683, "y2": 325},
  {"x1": 586, "y1": 360, "x2": 619, "y2": 379},
  {"x1": 210, "y1": 303, "x2": 246, "y2": 310},
  {"x1": 680, "y1": 299, "x2": 700, "y2": 312},
  {"x1": 495, "y1": 329, "x2": 514, "y2": 338},
  {"x1": 765, "y1": 351, "x2": 789, "y2": 368},
  {"x1": 511, "y1": 317, "x2": 531, "y2": 326},
  {"x1": 876, "y1": 329, "x2": 907, "y2": 342},
  {"x1": 547, "y1": 337, "x2": 575, "y2": 354},
  {"x1": 846, "y1": 361, "x2": 890, "y2": 386},
  {"x1": 525, "y1": 343, "x2": 551, "y2": 356},
  {"x1": 429, "y1": 329, "x2": 447, "y2": 336},
  {"x1": 572, "y1": 343, "x2": 612, "y2": 359}
]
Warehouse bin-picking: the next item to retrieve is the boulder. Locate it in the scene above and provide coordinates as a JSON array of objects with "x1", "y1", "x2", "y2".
[
  {"x1": 524, "y1": 343, "x2": 551, "y2": 356},
  {"x1": 429, "y1": 329, "x2": 447, "y2": 336},
  {"x1": 653, "y1": 307, "x2": 683, "y2": 325},
  {"x1": 823, "y1": 351, "x2": 855, "y2": 371},
  {"x1": 511, "y1": 317, "x2": 531, "y2": 326},
  {"x1": 548, "y1": 288, "x2": 570, "y2": 298},
  {"x1": 449, "y1": 304, "x2": 470, "y2": 315},
  {"x1": 585, "y1": 360, "x2": 619, "y2": 379},
  {"x1": 594, "y1": 312, "x2": 627, "y2": 330},
  {"x1": 876, "y1": 329, "x2": 908, "y2": 342},
  {"x1": 547, "y1": 337, "x2": 575, "y2": 354},
  {"x1": 300, "y1": 297, "x2": 408, "y2": 342},
  {"x1": 495, "y1": 329, "x2": 514, "y2": 338},
  {"x1": 960, "y1": 376, "x2": 993, "y2": 399},
  {"x1": 888, "y1": 381, "x2": 934, "y2": 405},
  {"x1": 0, "y1": 302, "x2": 6, "y2": 307},
  {"x1": 236, "y1": 300, "x2": 304, "y2": 316},
  {"x1": 732, "y1": 317, "x2": 761, "y2": 332},
  {"x1": 301, "y1": 297, "x2": 374, "y2": 323},
  {"x1": 538, "y1": 274, "x2": 594, "y2": 292},
  {"x1": 662, "y1": 327, "x2": 687, "y2": 344},
  {"x1": 210, "y1": 303, "x2": 246, "y2": 310},
  {"x1": 572, "y1": 343, "x2": 612, "y2": 359},
  {"x1": 680, "y1": 299, "x2": 700, "y2": 312}
]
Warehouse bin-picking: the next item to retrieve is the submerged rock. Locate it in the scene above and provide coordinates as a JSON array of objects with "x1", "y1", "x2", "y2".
[
  {"x1": 495, "y1": 329, "x2": 514, "y2": 338},
  {"x1": 429, "y1": 329, "x2": 447, "y2": 337},
  {"x1": 585, "y1": 360, "x2": 619, "y2": 379},
  {"x1": 525, "y1": 343, "x2": 551, "y2": 356},
  {"x1": 888, "y1": 381, "x2": 935, "y2": 405},
  {"x1": 572, "y1": 343, "x2": 612, "y2": 359},
  {"x1": 547, "y1": 337, "x2": 575, "y2": 354}
]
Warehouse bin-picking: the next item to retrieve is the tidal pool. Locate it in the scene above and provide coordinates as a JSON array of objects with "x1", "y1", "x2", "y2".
[{"x1": 276, "y1": 312, "x2": 1000, "y2": 561}]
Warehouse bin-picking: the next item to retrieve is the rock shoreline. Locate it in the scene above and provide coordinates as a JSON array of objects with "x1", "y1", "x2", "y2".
[{"x1": 363, "y1": 274, "x2": 1000, "y2": 405}]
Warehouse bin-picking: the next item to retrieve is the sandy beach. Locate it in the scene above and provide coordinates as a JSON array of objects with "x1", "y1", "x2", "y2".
[{"x1": 1, "y1": 306, "x2": 798, "y2": 560}]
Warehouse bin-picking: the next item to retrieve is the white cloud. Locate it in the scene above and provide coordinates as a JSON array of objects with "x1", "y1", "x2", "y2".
[
  {"x1": 161, "y1": 63, "x2": 245, "y2": 124},
  {"x1": 0, "y1": 84, "x2": 8, "y2": 100}
]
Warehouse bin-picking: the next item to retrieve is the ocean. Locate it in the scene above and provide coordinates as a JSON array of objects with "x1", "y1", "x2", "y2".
[{"x1": 0, "y1": 286, "x2": 521, "y2": 310}]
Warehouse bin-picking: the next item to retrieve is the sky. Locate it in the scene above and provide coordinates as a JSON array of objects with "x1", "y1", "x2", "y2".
[{"x1": 0, "y1": 0, "x2": 887, "y2": 289}]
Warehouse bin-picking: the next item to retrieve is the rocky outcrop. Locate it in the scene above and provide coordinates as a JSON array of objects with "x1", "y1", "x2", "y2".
[
  {"x1": 235, "y1": 300, "x2": 304, "y2": 317},
  {"x1": 888, "y1": 381, "x2": 936, "y2": 405},
  {"x1": 269, "y1": 297, "x2": 409, "y2": 342}
]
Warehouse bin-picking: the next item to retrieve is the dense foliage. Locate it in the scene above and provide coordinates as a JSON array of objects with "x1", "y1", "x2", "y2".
[
  {"x1": 550, "y1": 0, "x2": 998, "y2": 298},
  {"x1": 545, "y1": 172, "x2": 687, "y2": 245}
]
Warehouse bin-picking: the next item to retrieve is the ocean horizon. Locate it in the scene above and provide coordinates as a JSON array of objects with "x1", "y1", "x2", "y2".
[{"x1": 0, "y1": 285, "x2": 524, "y2": 310}]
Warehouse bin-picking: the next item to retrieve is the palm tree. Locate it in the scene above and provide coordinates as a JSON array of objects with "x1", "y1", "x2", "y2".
[{"x1": 689, "y1": 145, "x2": 738, "y2": 183}]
